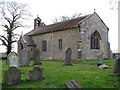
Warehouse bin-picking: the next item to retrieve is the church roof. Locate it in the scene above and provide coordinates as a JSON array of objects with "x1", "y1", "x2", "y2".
[
  {"x1": 27, "y1": 14, "x2": 90, "y2": 36},
  {"x1": 22, "y1": 35, "x2": 36, "y2": 46}
]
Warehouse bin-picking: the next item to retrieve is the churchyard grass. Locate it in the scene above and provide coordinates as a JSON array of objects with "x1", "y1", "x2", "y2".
[{"x1": 1, "y1": 59, "x2": 119, "y2": 88}]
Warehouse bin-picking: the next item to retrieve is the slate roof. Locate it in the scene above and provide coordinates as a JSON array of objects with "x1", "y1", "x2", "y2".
[
  {"x1": 27, "y1": 15, "x2": 90, "y2": 36},
  {"x1": 22, "y1": 35, "x2": 36, "y2": 46}
]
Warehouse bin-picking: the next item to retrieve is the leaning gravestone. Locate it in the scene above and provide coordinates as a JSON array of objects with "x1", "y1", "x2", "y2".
[
  {"x1": 113, "y1": 58, "x2": 120, "y2": 75},
  {"x1": 34, "y1": 48, "x2": 42, "y2": 65},
  {"x1": 97, "y1": 52, "x2": 103, "y2": 66},
  {"x1": 7, "y1": 52, "x2": 19, "y2": 68},
  {"x1": 20, "y1": 48, "x2": 30, "y2": 66},
  {"x1": 4, "y1": 52, "x2": 21, "y2": 85},
  {"x1": 64, "y1": 47, "x2": 72, "y2": 66},
  {"x1": 65, "y1": 79, "x2": 82, "y2": 88},
  {"x1": 29, "y1": 65, "x2": 43, "y2": 81}
]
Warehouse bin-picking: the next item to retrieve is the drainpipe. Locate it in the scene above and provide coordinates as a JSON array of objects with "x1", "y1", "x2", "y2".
[{"x1": 52, "y1": 31, "x2": 54, "y2": 59}]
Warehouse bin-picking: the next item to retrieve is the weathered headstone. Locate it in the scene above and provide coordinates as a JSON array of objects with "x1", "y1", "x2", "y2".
[
  {"x1": 64, "y1": 48, "x2": 72, "y2": 66},
  {"x1": 4, "y1": 67, "x2": 21, "y2": 85},
  {"x1": 20, "y1": 48, "x2": 30, "y2": 66},
  {"x1": 29, "y1": 65, "x2": 43, "y2": 81},
  {"x1": 7, "y1": 52, "x2": 19, "y2": 68},
  {"x1": 97, "y1": 52, "x2": 103, "y2": 66},
  {"x1": 113, "y1": 58, "x2": 120, "y2": 75},
  {"x1": 65, "y1": 79, "x2": 82, "y2": 88},
  {"x1": 34, "y1": 48, "x2": 41, "y2": 65},
  {"x1": 78, "y1": 50, "x2": 82, "y2": 60},
  {"x1": 110, "y1": 50, "x2": 113, "y2": 59}
]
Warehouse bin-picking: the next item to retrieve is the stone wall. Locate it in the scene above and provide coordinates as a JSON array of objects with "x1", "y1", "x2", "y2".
[
  {"x1": 79, "y1": 13, "x2": 109, "y2": 60},
  {"x1": 31, "y1": 13, "x2": 110, "y2": 60},
  {"x1": 32, "y1": 28, "x2": 80, "y2": 60}
]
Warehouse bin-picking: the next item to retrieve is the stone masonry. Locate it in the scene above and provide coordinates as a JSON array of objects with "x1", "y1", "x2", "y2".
[{"x1": 18, "y1": 12, "x2": 110, "y2": 60}]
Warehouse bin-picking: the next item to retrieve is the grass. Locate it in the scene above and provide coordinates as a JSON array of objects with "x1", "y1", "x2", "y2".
[{"x1": 0, "y1": 59, "x2": 119, "y2": 89}]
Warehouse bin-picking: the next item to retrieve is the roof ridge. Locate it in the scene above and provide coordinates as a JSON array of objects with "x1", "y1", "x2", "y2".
[{"x1": 46, "y1": 14, "x2": 90, "y2": 26}]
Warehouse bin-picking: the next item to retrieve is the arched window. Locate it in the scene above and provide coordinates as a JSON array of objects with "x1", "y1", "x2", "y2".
[{"x1": 90, "y1": 30, "x2": 101, "y2": 49}]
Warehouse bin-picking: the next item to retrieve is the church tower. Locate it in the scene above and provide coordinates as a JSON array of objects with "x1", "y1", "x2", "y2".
[{"x1": 34, "y1": 16, "x2": 46, "y2": 29}]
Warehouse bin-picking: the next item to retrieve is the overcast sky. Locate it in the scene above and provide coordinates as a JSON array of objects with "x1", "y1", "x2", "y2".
[{"x1": 0, "y1": 0, "x2": 118, "y2": 53}]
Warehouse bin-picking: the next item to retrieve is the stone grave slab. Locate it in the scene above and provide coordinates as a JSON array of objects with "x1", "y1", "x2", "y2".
[
  {"x1": 7, "y1": 52, "x2": 19, "y2": 68},
  {"x1": 97, "y1": 52, "x2": 103, "y2": 66},
  {"x1": 64, "y1": 47, "x2": 72, "y2": 66},
  {"x1": 29, "y1": 65, "x2": 43, "y2": 81},
  {"x1": 34, "y1": 48, "x2": 41, "y2": 65},
  {"x1": 65, "y1": 79, "x2": 82, "y2": 88},
  {"x1": 113, "y1": 58, "x2": 120, "y2": 75},
  {"x1": 4, "y1": 67, "x2": 21, "y2": 85},
  {"x1": 20, "y1": 49, "x2": 30, "y2": 66}
]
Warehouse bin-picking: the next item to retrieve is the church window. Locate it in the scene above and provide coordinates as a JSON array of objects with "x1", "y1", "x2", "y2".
[
  {"x1": 58, "y1": 39, "x2": 62, "y2": 50},
  {"x1": 90, "y1": 31, "x2": 101, "y2": 49},
  {"x1": 42, "y1": 40, "x2": 47, "y2": 51}
]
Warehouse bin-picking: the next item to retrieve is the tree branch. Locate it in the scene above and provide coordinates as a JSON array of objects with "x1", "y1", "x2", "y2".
[
  {"x1": 0, "y1": 1, "x2": 32, "y2": 54},
  {"x1": 0, "y1": 37, "x2": 8, "y2": 47},
  {"x1": 11, "y1": 40, "x2": 17, "y2": 43},
  {"x1": 0, "y1": 35, "x2": 8, "y2": 42}
]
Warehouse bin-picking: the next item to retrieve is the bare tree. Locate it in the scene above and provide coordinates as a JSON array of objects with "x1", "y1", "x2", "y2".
[
  {"x1": 52, "y1": 13, "x2": 82, "y2": 23},
  {"x1": 0, "y1": 1, "x2": 32, "y2": 55}
]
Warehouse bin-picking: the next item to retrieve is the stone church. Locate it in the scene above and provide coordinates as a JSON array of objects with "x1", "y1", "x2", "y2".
[{"x1": 18, "y1": 12, "x2": 110, "y2": 60}]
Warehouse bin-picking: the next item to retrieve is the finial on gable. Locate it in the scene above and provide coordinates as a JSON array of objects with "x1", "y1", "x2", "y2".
[
  {"x1": 37, "y1": 14, "x2": 39, "y2": 18},
  {"x1": 94, "y1": 8, "x2": 95, "y2": 13},
  {"x1": 21, "y1": 31, "x2": 23, "y2": 35},
  {"x1": 21, "y1": 31, "x2": 23, "y2": 37},
  {"x1": 19, "y1": 31, "x2": 23, "y2": 39}
]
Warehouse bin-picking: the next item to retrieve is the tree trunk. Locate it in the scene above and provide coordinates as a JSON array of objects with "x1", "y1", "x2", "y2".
[
  {"x1": 7, "y1": 43, "x2": 12, "y2": 55},
  {"x1": 7, "y1": 31, "x2": 12, "y2": 55}
]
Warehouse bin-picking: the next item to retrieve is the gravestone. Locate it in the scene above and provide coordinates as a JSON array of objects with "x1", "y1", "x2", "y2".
[
  {"x1": 7, "y1": 52, "x2": 19, "y2": 68},
  {"x1": 34, "y1": 48, "x2": 41, "y2": 65},
  {"x1": 64, "y1": 48, "x2": 72, "y2": 66},
  {"x1": 110, "y1": 50, "x2": 113, "y2": 59},
  {"x1": 65, "y1": 79, "x2": 82, "y2": 88},
  {"x1": 113, "y1": 58, "x2": 120, "y2": 75},
  {"x1": 20, "y1": 48, "x2": 30, "y2": 66},
  {"x1": 97, "y1": 52, "x2": 103, "y2": 66},
  {"x1": 29, "y1": 65, "x2": 43, "y2": 81},
  {"x1": 4, "y1": 67, "x2": 21, "y2": 85},
  {"x1": 78, "y1": 50, "x2": 82, "y2": 60}
]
